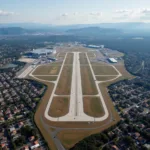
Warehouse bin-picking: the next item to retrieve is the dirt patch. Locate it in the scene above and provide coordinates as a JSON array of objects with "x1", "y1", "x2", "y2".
[
  {"x1": 92, "y1": 65, "x2": 118, "y2": 75},
  {"x1": 48, "y1": 97, "x2": 70, "y2": 117},
  {"x1": 65, "y1": 53, "x2": 74, "y2": 64},
  {"x1": 33, "y1": 65, "x2": 61, "y2": 75},
  {"x1": 55, "y1": 66, "x2": 72, "y2": 95},
  {"x1": 34, "y1": 76, "x2": 57, "y2": 81},
  {"x1": 80, "y1": 66, "x2": 98, "y2": 95},
  {"x1": 83, "y1": 97, "x2": 104, "y2": 117}
]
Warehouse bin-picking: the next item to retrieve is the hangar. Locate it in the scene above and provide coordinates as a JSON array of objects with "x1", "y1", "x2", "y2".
[{"x1": 108, "y1": 58, "x2": 118, "y2": 63}]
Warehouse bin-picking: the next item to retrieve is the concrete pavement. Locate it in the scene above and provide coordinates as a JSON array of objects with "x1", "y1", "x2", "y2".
[{"x1": 29, "y1": 52, "x2": 122, "y2": 122}]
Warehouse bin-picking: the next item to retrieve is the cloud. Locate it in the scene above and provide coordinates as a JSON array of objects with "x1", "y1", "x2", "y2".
[
  {"x1": 89, "y1": 12, "x2": 101, "y2": 17},
  {"x1": 141, "y1": 8, "x2": 150, "y2": 14},
  {"x1": 140, "y1": 8, "x2": 150, "y2": 20},
  {"x1": 61, "y1": 13, "x2": 68, "y2": 17},
  {"x1": 0, "y1": 10, "x2": 15, "y2": 16},
  {"x1": 115, "y1": 9, "x2": 131, "y2": 13},
  {"x1": 114, "y1": 9, "x2": 146, "y2": 21}
]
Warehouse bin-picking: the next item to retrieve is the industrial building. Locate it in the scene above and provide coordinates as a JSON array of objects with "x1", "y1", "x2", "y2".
[
  {"x1": 32, "y1": 48, "x2": 53, "y2": 55},
  {"x1": 24, "y1": 48, "x2": 56, "y2": 58},
  {"x1": 108, "y1": 58, "x2": 118, "y2": 63},
  {"x1": 87, "y1": 45, "x2": 105, "y2": 49}
]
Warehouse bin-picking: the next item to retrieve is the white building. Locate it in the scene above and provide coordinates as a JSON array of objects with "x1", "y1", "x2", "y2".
[
  {"x1": 108, "y1": 58, "x2": 117, "y2": 63},
  {"x1": 100, "y1": 45, "x2": 104, "y2": 48}
]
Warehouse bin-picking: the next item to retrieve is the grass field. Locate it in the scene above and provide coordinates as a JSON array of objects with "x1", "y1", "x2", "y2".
[
  {"x1": 33, "y1": 82, "x2": 57, "y2": 150},
  {"x1": 87, "y1": 52, "x2": 96, "y2": 58},
  {"x1": 48, "y1": 97, "x2": 70, "y2": 117},
  {"x1": 80, "y1": 66, "x2": 98, "y2": 95},
  {"x1": 96, "y1": 76, "x2": 117, "y2": 81},
  {"x1": 58, "y1": 53, "x2": 66, "y2": 57},
  {"x1": 79, "y1": 53, "x2": 89, "y2": 64},
  {"x1": 55, "y1": 66, "x2": 72, "y2": 95},
  {"x1": 92, "y1": 65, "x2": 118, "y2": 75},
  {"x1": 33, "y1": 65, "x2": 61, "y2": 75},
  {"x1": 83, "y1": 97, "x2": 104, "y2": 117},
  {"x1": 34, "y1": 76, "x2": 57, "y2": 81},
  {"x1": 65, "y1": 53, "x2": 74, "y2": 64},
  {"x1": 58, "y1": 130, "x2": 90, "y2": 149},
  {"x1": 32, "y1": 48, "x2": 134, "y2": 150},
  {"x1": 91, "y1": 62, "x2": 107, "y2": 66}
]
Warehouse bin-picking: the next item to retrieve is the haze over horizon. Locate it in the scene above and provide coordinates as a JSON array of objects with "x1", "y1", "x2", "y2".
[{"x1": 0, "y1": 0, "x2": 150, "y2": 25}]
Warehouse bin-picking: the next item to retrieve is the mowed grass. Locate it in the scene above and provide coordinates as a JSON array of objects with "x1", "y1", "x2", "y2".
[
  {"x1": 55, "y1": 66, "x2": 72, "y2": 95},
  {"x1": 83, "y1": 97, "x2": 104, "y2": 117},
  {"x1": 58, "y1": 52, "x2": 66, "y2": 57},
  {"x1": 33, "y1": 65, "x2": 61, "y2": 75},
  {"x1": 58, "y1": 130, "x2": 90, "y2": 149},
  {"x1": 48, "y1": 97, "x2": 69, "y2": 117},
  {"x1": 96, "y1": 76, "x2": 117, "y2": 81},
  {"x1": 80, "y1": 66, "x2": 98, "y2": 95},
  {"x1": 79, "y1": 53, "x2": 88, "y2": 64},
  {"x1": 65, "y1": 53, "x2": 74, "y2": 64},
  {"x1": 92, "y1": 65, "x2": 118, "y2": 75},
  {"x1": 87, "y1": 52, "x2": 95, "y2": 57},
  {"x1": 34, "y1": 76, "x2": 57, "y2": 81}
]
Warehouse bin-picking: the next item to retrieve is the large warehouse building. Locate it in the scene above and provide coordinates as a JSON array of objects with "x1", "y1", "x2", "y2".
[
  {"x1": 32, "y1": 48, "x2": 53, "y2": 55},
  {"x1": 24, "y1": 48, "x2": 55, "y2": 58},
  {"x1": 108, "y1": 58, "x2": 118, "y2": 63}
]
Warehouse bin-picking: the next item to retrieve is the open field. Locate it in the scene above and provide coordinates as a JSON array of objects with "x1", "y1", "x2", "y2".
[
  {"x1": 83, "y1": 97, "x2": 104, "y2": 117},
  {"x1": 33, "y1": 82, "x2": 57, "y2": 150},
  {"x1": 79, "y1": 53, "x2": 88, "y2": 64},
  {"x1": 57, "y1": 52, "x2": 66, "y2": 57},
  {"x1": 80, "y1": 66, "x2": 98, "y2": 95},
  {"x1": 55, "y1": 66, "x2": 72, "y2": 95},
  {"x1": 48, "y1": 97, "x2": 70, "y2": 117},
  {"x1": 32, "y1": 65, "x2": 61, "y2": 75},
  {"x1": 65, "y1": 53, "x2": 74, "y2": 64},
  {"x1": 18, "y1": 57, "x2": 36, "y2": 63},
  {"x1": 34, "y1": 76, "x2": 57, "y2": 81},
  {"x1": 114, "y1": 62, "x2": 134, "y2": 79},
  {"x1": 92, "y1": 65, "x2": 118, "y2": 75},
  {"x1": 31, "y1": 47, "x2": 135, "y2": 150},
  {"x1": 91, "y1": 62, "x2": 107, "y2": 66},
  {"x1": 48, "y1": 62, "x2": 62, "y2": 66},
  {"x1": 96, "y1": 76, "x2": 117, "y2": 81},
  {"x1": 58, "y1": 130, "x2": 91, "y2": 149},
  {"x1": 87, "y1": 52, "x2": 96, "y2": 58}
]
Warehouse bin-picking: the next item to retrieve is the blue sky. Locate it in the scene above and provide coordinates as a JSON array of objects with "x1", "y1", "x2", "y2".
[{"x1": 0, "y1": 0, "x2": 150, "y2": 24}]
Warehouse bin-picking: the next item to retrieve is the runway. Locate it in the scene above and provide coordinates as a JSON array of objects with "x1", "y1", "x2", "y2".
[
  {"x1": 29, "y1": 52, "x2": 122, "y2": 122},
  {"x1": 18, "y1": 65, "x2": 33, "y2": 78}
]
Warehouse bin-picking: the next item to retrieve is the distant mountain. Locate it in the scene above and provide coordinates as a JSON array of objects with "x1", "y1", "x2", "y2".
[
  {"x1": 67, "y1": 27, "x2": 122, "y2": 37},
  {"x1": 0, "y1": 27, "x2": 27, "y2": 35},
  {"x1": 0, "y1": 22, "x2": 150, "y2": 36},
  {"x1": 56, "y1": 22, "x2": 150, "y2": 31},
  {"x1": 0, "y1": 23, "x2": 52, "y2": 29}
]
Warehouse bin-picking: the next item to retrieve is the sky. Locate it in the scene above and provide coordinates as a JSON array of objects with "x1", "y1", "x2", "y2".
[{"x1": 0, "y1": 0, "x2": 150, "y2": 25}]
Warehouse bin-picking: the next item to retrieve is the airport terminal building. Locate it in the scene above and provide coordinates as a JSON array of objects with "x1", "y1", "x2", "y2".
[{"x1": 24, "y1": 48, "x2": 55, "y2": 58}]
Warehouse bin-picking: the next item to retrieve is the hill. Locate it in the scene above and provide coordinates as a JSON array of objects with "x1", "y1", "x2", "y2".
[
  {"x1": 0, "y1": 27, "x2": 27, "y2": 35},
  {"x1": 67, "y1": 27, "x2": 122, "y2": 37}
]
